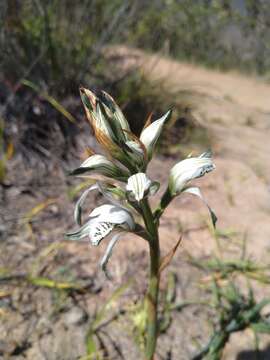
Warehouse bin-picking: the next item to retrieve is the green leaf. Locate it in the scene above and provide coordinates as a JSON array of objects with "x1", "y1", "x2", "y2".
[
  {"x1": 22, "y1": 79, "x2": 77, "y2": 124},
  {"x1": 86, "y1": 334, "x2": 98, "y2": 357},
  {"x1": 92, "y1": 280, "x2": 132, "y2": 330},
  {"x1": 251, "y1": 322, "x2": 270, "y2": 334}
]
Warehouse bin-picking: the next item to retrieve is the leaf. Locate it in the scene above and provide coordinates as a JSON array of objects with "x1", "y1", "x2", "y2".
[
  {"x1": 6, "y1": 142, "x2": 14, "y2": 160},
  {"x1": 30, "y1": 242, "x2": 65, "y2": 276},
  {"x1": 85, "y1": 281, "x2": 133, "y2": 357},
  {"x1": 166, "y1": 272, "x2": 177, "y2": 304},
  {"x1": 23, "y1": 198, "x2": 57, "y2": 224},
  {"x1": 142, "y1": 111, "x2": 153, "y2": 131},
  {"x1": 92, "y1": 280, "x2": 133, "y2": 330},
  {"x1": 251, "y1": 322, "x2": 270, "y2": 334},
  {"x1": 27, "y1": 276, "x2": 82, "y2": 290},
  {"x1": 159, "y1": 236, "x2": 182, "y2": 274},
  {"x1": 86, "y1": 334, "x2": 98, "y2": 357},
  {"x1": 22, "y1": 79, "x2": 77, "y2": 124},
  {"x1": 67, "y1": 180, "x2": 96, "y2": 200}
]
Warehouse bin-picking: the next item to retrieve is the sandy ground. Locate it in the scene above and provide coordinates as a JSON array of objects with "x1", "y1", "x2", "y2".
[
  {"x1": 109, "y1": 46, "x2": 270, "y2": 260},
  {"x1": 1, "y1": 48, "x2": 270, "y2": 359}
]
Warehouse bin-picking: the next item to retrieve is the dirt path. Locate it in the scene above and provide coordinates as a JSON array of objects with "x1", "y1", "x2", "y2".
[
  {"x1": 113, "y1": 46, "x2": 270, "y2": 113},
  {"x1": 109, "y1": 46, "x2": 270, "y2": 262}
]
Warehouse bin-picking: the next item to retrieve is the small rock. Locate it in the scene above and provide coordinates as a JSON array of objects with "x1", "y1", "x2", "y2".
[{"x1": 63, "y1": 306, "x2": 88, "y2": 326}]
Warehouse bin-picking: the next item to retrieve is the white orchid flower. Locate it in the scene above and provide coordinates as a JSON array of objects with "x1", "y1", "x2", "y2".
[
  {"x1": 87, "y1": 204, "x2": 135, "y2": 245},
  {"x1": 126, "y1": 173, "x2": 159, "y2": 202},
  {"x1": 169, "y1": 151, "x2": 215, "y2": 195},
  {"x1": 140, "y1": 110, "x2": 171, "y2": 161},
  {"x1": 70, "y1": 154, "x2": 130, "y2": 181},
  {"x1": 67, "y1": 204, "x2": 134, "y2": 244},
  {"x1": 66, "y1": 204, "x2": 135, "y2": 278},
  {"x1": 73, "y1": 182, "x2": 126, "y2": 226}
]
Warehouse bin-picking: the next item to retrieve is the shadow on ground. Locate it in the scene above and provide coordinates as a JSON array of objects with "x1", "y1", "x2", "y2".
[{"x1": 236, "y1": 345, "x2": 270, "y2": 360}]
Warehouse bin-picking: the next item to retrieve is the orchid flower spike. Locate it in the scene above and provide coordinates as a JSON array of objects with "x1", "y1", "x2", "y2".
[
  {"x1": 169, "y1": 151, "x2": 215, "y2": 195},
  {"x1": 70, "y1": 154, "x2": 130, "y2": 182},
  {"x1": 126, "y1": 173, "x2": 159, "y2": 202}
]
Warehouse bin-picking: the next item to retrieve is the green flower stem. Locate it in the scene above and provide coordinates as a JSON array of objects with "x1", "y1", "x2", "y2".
[
  {"x1": 154, "y1": 187, "x2": 173, "y2": 221},
  {"x1": 141, "y1": 199, "x2": 160, "y2": 360}
]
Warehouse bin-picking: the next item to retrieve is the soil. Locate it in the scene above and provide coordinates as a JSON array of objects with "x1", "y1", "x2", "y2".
[{"x1": 1, "y1": 48, "x2": 270, "y2": 359}]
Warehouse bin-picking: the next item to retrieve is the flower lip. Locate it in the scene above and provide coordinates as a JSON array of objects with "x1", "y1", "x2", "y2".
[
  {"x1": 89, "y1": 204, "x2": 135, "y2": 245},
  {"x1": 66, "y1": 203, "x2": 135, "y2": 246},
  {"x1": 89, "y1": 221, "x2": 115, "y2": 246}
]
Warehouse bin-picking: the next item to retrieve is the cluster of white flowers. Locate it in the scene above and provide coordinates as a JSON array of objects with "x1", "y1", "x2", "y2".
[{"x1": 66, "y1": 88, "x2": 216, "y2": 278}]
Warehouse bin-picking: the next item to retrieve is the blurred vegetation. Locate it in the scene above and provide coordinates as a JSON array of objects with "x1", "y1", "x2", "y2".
[
  {"x1": 2, "y1": 0, "x2": 270, "y2": 90},
  {"x1": 1, "y1": 0, "x2": 269, "y2": 165},
  {"x1": 129, "y1": 0, "x2": 270, "y2": 75}
]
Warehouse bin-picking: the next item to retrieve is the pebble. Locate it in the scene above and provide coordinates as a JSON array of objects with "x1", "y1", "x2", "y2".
[{"x1": 63, "y1": 306, "x2": 88, "y2": 326}]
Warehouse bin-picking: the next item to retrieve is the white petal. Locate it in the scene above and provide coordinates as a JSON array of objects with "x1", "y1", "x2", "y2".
[
  {"x1": 183, "y1": 187, "x2": 217, "y2": 227},
  {"x1": 170, "y1": 153, "x2": 215, "y2": 194},
  {"x1": 80, "y1": 154, "x2": 112, "y2": 168},
  {"x1": 74, "y1": 184, "x2": 99, "y2": 225},
  {"x1": 71, "y1": 154, "x2": 129, "y2": 180},
  {"x1": 65, "y1": 219, "x2": 94, "y2": 241},
  {"x1": 89, "y1": 204, "x2": 115, "y2": 218},
  {"x1": 140, "y1": 110, "x2": 171, "y2": 160},
  {"x1": 89, "y1": 204, "x2": 135, "y2": 230},
  {"x1": 100, "y1": 233, "x2": 121, "y2": 279},
  {"x1": 126, "y1": 173, "x2": 152, "y2": 201}
]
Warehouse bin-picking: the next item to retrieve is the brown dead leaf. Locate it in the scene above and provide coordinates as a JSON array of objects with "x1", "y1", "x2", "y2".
[{"x1": 159, "y1": 236, "x2": 182, "y2": 274}]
